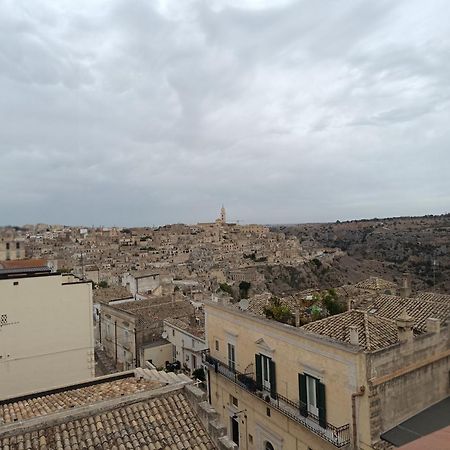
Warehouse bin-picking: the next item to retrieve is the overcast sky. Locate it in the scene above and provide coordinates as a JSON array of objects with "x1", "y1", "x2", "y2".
[{"x1": 1, "y1": 0, "x2": 449, "y2": 226}]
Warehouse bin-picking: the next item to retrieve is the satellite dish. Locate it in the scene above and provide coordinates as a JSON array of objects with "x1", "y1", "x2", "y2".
[
  {"x1": 161, "y1": 331, "x2": 168, "y2": 339},
  {"x1": 239, "y1": 299, "x2": 249, "y2": 311}
]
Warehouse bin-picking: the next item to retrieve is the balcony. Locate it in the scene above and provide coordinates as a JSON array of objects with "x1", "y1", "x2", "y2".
[{"x1": 203, "y1": 350, "x2": 350, "y2": 448}]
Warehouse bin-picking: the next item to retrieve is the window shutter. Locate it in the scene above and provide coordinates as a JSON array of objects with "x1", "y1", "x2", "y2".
[
  {"x1": 317, "y1": 380, "x2": 327, "y2": 428},
  {"x1": 299, "y1": 373, "x2": 308, "y2": 417},
  {"x1": 255, "y1": 354, "x2": 262, "y2": 390},
  {"x1": 269, "y1": 359, "x2": 277, "y2": 399}
]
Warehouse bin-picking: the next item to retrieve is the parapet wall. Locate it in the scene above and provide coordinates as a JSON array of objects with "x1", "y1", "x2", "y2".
[{"x1": 366, "y1": 325, "x2": 450, "y2": 442}]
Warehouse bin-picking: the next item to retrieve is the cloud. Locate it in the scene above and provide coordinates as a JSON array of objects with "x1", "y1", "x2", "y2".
[{"x1": 0, "y1": 0, "x2": 449, "y2": 226}]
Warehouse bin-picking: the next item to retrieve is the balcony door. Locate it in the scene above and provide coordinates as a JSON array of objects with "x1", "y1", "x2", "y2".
[
  {"x1": 299, "y1": 372, "x2": 327, "y2": 428},
  {"x1": 306, "y1": 375, "x2": 319, "y2": 416},
  {"x1": 228, "y1": 343, "x2": 236, "y2": 371},
  {"x1": 255, "y1": 354, "x2": 277, "y2": 399},
  {"x1": 231, "y1": 415, "x2": 239, "y2": 446}
]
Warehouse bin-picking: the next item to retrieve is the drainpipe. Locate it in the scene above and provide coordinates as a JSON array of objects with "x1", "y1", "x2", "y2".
[
  {"x1": 351, "y1": 386, "x2": 366, "y2": 449},
  {"x1": 114, "y1": 320, "x2": 118, "y2": 363}
]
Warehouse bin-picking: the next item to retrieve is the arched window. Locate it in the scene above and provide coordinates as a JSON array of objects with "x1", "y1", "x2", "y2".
[{"x1": 265, "y1": 441, "x2": 275, "y2": 450}]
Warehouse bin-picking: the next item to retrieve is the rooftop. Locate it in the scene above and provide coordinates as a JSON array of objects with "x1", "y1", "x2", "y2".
[
  {"x1": 164, "y1": 316, "x2": 205, "y2": 340},
  {"x1": 93, "y1": 286, "x2": 133, "y2": 305},
  {"x1": 106, "y1": 297, "x2": 195, "y2": 330},
  {"x1": 362, "y1": 294, "x2": 450, "y2": 332},
  {"x1": 0, "y1": 372, "x2": 215, "y2": 450},
  {"x1": 302, "y1": 310, "x2": 399, "y2": 351},
  {"x1": 0, "y1": 374, "x2": 160, "y2": 425}
]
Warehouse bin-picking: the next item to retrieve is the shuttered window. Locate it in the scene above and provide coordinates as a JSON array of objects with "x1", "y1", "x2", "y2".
[
  {"x1": 298, "y1": 373, "x2": 327, "y2": 428},
  {"x1": 255, "y1": 354, "x2": 277, "y2": 399}
]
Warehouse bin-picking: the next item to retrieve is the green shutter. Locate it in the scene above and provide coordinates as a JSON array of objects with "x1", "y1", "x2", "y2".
[
  {"x1": 299, "y1": 373, "x2": 307, "y2": 417},
  {"x1": 269, "y1": 359, "x2": 277, "y2": 399},
  {"x1": 317, "y1": 381, "x2": 327, "y2": 428},
  {"x1": 255, "y1": 354, "x2": 262, "y2": 390}
]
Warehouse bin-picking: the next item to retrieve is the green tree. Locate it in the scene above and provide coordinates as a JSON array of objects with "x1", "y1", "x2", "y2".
[
  {"x1": 264, "y1": 297, "x2": 293, "y2": 324},
  {"x1": 239, "y1": 281, "x2": 251, "y2": 299}
]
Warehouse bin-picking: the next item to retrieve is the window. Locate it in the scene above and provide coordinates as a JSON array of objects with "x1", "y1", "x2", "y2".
[
  {"x1": 215, "y1": 340, "x2": 219, "y2": 351},
  {"x1": 5, "y1": 243, "x2": 9, "y2": 250},
  {"x1": 255, "y1": 354, "x2": 277, "y2": 399},
  {"x1": 227, "y1": 343, "x2": 236, "y2": 371},
  {"x1": 16, "y1": 242, "x2": 20, "y2": 249},
  {"x1": 172, "y1": 329, "x2": 175, "y2": 336},
  {"x1": 230, "y1": 395, "x2": 238, "y2": 407},
  {"x1": 265, "y1": 441, "x2": 275, "y2": 450},
  {"x1": 299, "y1": 373, "x2": 326, "y2": 428}
]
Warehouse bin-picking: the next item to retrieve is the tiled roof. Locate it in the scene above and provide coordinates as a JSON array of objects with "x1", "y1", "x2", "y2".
[
  {"x1": 362, "y1": 294, "x2": 450, "y2": 332},
  {"x1": 0, "y1": 259, "x2": 47, "y2": 269},
  {"x1": 94, "y1": 286, "x2": 133, "y2": 305},
  {"x1": 415, "y1": 292, "x2": 450, "y2": 304},
  {"x1": 109, "y1": 298, "x2": 195, "y2": 330},
  {"x1": 353, "y1": 277, "x2": 398, "y2": 292},
  {"x1": 0, "y1": 373, "x2": 216, "y2": 450},
  {"x1": 164, "y1": 316, "x2": 205, "y2": 339},
  {"x1": 1, "y1": 391, "x2": 215, "y2": 450},
  {"x1": 302, "y1": 310, "x2": 399, "y2": 351},
  {"x1": 0, "y1": 377, "x2": 160, "y2": 424}
]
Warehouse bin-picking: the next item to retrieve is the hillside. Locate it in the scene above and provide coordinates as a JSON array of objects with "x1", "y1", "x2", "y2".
[{"x1": 269, "y1": 214, "x2": 450, "y2": 294}]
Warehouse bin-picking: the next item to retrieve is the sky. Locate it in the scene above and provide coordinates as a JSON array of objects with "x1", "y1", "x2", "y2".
[{"x1": 1, "y1": 0, "x2": 449, "y2": 226}]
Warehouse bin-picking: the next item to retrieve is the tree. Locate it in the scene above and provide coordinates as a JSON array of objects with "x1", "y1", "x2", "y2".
[
  {"x1": 239, "y1": 281, "x2": 251, "y2": 299},
  {"x1": 264, "y1": 297, "x2": 293, "y2": 324},
  {"x1": 219, "y1": 283, "x2": 233, "y2": 296}
]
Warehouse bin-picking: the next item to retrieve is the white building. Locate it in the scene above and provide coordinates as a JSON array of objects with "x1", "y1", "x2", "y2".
[
  {"x1": 0, "y1": 262, "x2": 94, "y2": 399},
  {"x1": 163, "y1": 316, "x2": 207, "y2": 373}
]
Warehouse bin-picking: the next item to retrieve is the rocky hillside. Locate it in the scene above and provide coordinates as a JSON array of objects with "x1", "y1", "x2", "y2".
[{"x1": 269, "y1": 214, "x2": 450, "y2": 294}]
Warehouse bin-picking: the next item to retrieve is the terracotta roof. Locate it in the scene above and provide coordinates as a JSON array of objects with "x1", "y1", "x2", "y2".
[
  {"x1": 0, "y1": 259, "x2": 48, "y2": 269},
  {"x1": 93, "y1": 286, "x2": 132, "y2": 305},
  {"x1": 107, "y1": 297, "x2": 195, "y2": 330},
  {"x1": 164, "y1": 316, "x2": 205, "y2": 339},
  {"x1": 0, "y1": 377, "x2": 160, "y2": 424},
  {"x1": 362, "y1": 294, "x2": 450, "y2": 332},
  {"x1": 302, "y1": 310, "x2": 399, "y2": 351},
  {"x1": 415, "y1": 292, "x2": 450, "y2": 304},
  {"x1": 0, "y1": 374, "x2": 216, "y2": 449},
  {"x1": 353, "y1": 277, "x2": 398, "y2": 292}
]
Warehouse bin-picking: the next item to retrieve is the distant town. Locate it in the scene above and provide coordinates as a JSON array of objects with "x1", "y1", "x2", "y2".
[{"x1": 0, "y1": 208, "x2": 449, "y2": 449}]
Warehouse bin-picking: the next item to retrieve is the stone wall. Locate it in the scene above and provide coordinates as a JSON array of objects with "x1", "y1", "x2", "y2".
[{"x1": 366, "y1": 324, "x2": 450, "y2": 442}]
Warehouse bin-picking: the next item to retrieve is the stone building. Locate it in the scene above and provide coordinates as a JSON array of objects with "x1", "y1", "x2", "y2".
[
  {"x1": 203, "y1": 293, "x2": 450, "y2": 450},
  {"x1": 0, "y1": 238, "x2": 25, "y2": 261},
  {"x1": 100, "y1": 295, "x2": 194, "y2": 371}
]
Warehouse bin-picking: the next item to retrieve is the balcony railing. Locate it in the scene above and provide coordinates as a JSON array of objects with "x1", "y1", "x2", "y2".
[{"x1": 203, "y1": 350, "x2": 350, "y2": 448}]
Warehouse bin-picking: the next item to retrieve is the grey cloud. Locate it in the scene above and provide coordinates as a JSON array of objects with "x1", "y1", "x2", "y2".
[{"x1": 0, "y1": 0, "x2": 449, "y2": 226}]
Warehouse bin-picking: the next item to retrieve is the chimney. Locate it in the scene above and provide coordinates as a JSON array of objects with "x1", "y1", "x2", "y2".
[
  {"x1": 349, "y1": 325, "x2": 359, "y2": 346},
  {"x1": 426, "y1": 317, "x2": 440, "y2": 334},
  {"x1": 399, "y1": 273, "x2": 412, "y2": 298},
  {"x1": 295, "y1": 308, "x2": 300, "y2": 327},
  {"x1": 396, "y1": 309, "x2": 414, "y2": 344}
]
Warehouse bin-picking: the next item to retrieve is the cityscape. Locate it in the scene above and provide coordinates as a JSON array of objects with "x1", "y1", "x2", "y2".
[{"x1": 1, "y1": 1, "x2": 450, "y2": 450}]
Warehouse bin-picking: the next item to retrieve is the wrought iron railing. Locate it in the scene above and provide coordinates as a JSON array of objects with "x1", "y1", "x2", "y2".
[{"x1": 203, "y1": 350, "x2": 350, "y2": 448}]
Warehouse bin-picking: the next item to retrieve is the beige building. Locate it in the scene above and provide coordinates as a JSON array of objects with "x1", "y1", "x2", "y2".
[
  {"x1": 0, "y1": 263, "x2": 94, "y2": 399},
  {"x1": 0, "y1": 239, "x2": 25, "y2": 261},
  {"x1": 203, "y1": 296, "x2": 450, "y2": 450},
  {"x1": 100, "y1": 295, "x2": 195, "y2": 371}
]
